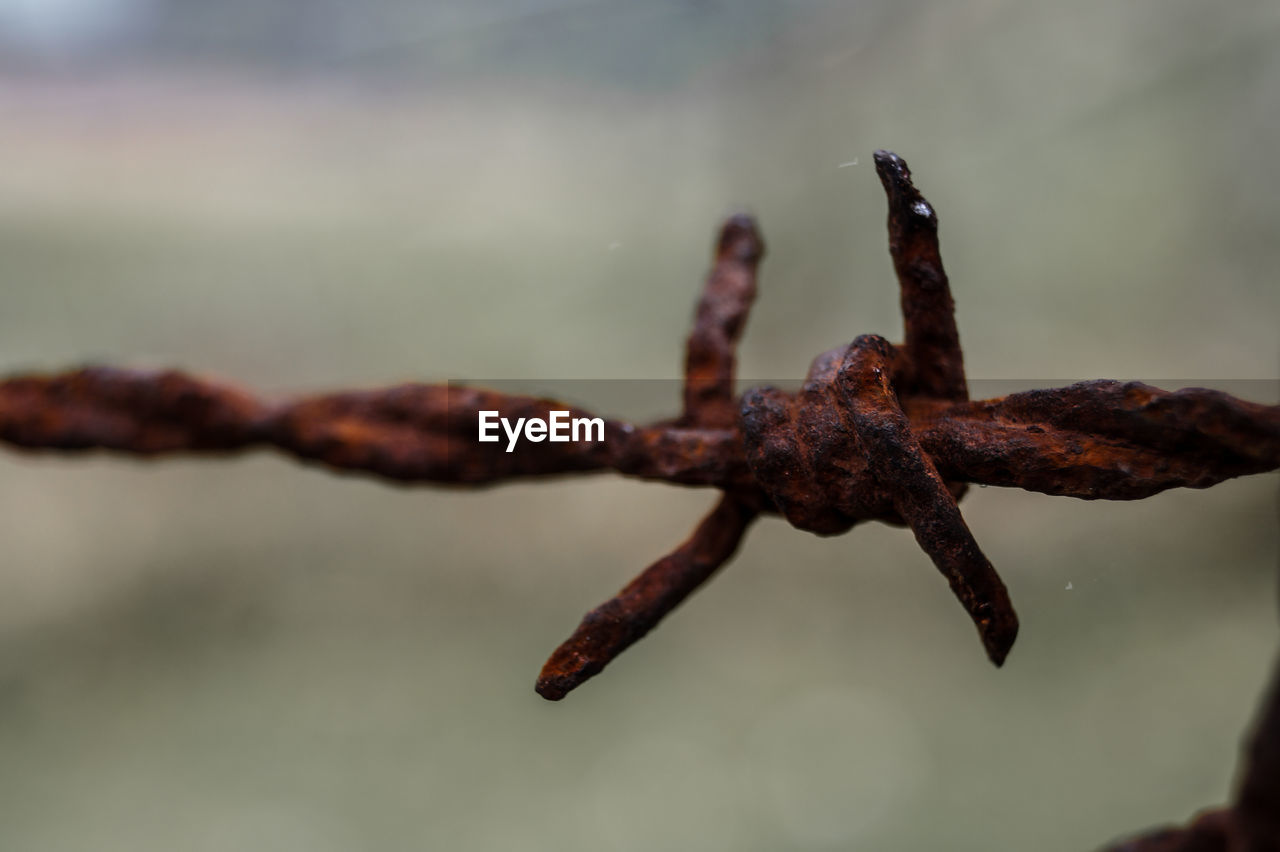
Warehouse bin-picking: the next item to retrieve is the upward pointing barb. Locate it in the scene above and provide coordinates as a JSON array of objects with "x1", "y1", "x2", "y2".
[
  {"x1": 873, "y1": 149, "x2": 968, "y2": 403},
  {"x1": 680, "y1": 213, "x2": 765, "y2": 429}
]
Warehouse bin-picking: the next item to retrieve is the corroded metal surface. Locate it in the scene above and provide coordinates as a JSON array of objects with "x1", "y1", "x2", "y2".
[
  {"x1": 535, "y1": 494, "x2": 758, "y2": 701},
  {"x1": 1, "y1": 151, "x2": 1277, "y2": 704}
]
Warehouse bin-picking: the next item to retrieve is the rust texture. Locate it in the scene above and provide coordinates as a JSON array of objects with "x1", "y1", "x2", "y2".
[{"x1": 1, "y1": 150, "x2": 1277, "y2": 704}]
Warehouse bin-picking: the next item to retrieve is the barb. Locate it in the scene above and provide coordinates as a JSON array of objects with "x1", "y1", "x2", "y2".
[
  {"x1": 1, "y1": 152, "x2": 1277, "y2": 705},
  {"x1": 835, "y1": 333, "x2": 1017, "y2": 664},
  {"x1": 536, "y1": 494, "x2": 758, "y2": 701},
  {"x1": 875, "y1": 149, "x2": 968, "y2": 402},
  {"x1": 681, "y1": 213, "x2": 764, "y2": 428}
]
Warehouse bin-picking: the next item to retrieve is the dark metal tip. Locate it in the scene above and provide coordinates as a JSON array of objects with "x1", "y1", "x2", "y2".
[
  {"x1": 873, "y1": 149, "x2": 937, "y2": 227},
  {"x1": 981, "y1": 618, "x2": 1018, "y2": 667},
  {"x1": 873, "y1": 149, "x2": 910, "y2": 183},
  {"x1": 534, "y1": 676, "x2": 570, "y2": 701},
  {"x1": 716, "y1": 213, "x2": 765, "y2": 264},
  {"x1": 873, "y1": 148, "x2": 904, "y2": 167},
  {"x1": 536, "y1": 639, "x2": 602, "y2": 701}
]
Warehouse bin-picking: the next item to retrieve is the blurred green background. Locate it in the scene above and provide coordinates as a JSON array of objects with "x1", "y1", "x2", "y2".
[{"x1": 1, "y1": 1, "x2": 1278, "y2": 849}]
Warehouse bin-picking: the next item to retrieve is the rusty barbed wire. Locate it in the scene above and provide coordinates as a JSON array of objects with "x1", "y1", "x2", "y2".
[
  {"x1": 4, "y1": 148, "x2": 1279, "y2": 850},
  {"x1": 1, "y1": 150, "x2": 1277, "y2": 705}
]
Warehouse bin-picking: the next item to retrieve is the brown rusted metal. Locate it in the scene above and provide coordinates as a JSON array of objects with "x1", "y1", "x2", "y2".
[
  {"x1": 680, "y1": 213, "x2": 763, "y2": 429},
  {"x1": 1, "y1": 150, "x2": 1277, "y2": 703},
  {"x1": 536, "y1": 493, "x2": 758, "y2": 701}
]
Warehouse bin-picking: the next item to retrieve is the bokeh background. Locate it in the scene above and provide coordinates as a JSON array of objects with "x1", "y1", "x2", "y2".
[{"x1": 1, "y1": 2, "x2": 1278, "y2": 849}]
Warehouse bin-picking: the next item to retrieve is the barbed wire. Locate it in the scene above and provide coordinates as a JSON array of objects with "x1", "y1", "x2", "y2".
[{"x1": 2, "y1": 150, "x2": 1277, "y2": 847}]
